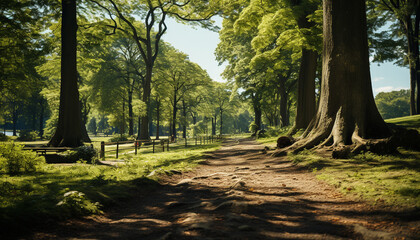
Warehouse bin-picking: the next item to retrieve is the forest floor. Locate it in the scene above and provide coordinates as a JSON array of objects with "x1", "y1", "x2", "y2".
[{"x1": 30, "y1": 138, "x2": 419, "y2": 240}]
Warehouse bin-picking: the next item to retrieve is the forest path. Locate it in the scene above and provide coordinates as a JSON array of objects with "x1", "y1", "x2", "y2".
[{"x1": 33, "y1": 138, "x2": 419, "y2": 240}]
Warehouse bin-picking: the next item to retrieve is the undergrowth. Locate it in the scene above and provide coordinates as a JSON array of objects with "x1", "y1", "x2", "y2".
[
  {"x1": 288, "y1": 149, "x2": 420, "y2": 208},
  {"x1": 0, "y1": 142, "x2": 221, "y2": 237}
]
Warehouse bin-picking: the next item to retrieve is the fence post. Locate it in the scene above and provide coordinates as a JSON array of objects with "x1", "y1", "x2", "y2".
[
  {"x1": 152, "y1": 140, "x2": 155, "y2": 153},
  {"x1": 116, "y1": 142, "x2": 119, "y2": 159},
  {"x1": 162, "y1": 140, "x2": 165, "y2": 152},
  {"x1": 185, "y1": 137, "x2": 187, "y2": 147},
  {"x1": 195, "y1": 137, "x2": 197, "y2": 145},
  {"x1": 135, "y1": 140, "x2": 138, "y2": 155},
  {"x1": 100, "y1": 141, "x2": 105, "y2": 159},
  {"x1": 167, "y1": 139, "x2": 169, "y2": 151}
]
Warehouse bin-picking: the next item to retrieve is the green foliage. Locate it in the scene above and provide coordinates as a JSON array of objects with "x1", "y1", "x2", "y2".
[
  {"x1": 109, "y1": 134, "x2": 129, "y2": 142},
  {"x1": 61, "y1": 146, "x2": 97, "y2": 163},
  {"x1": 0, "y1": 133, "x2": 9, "y2": 142},
  {"x1": 56, "y1": 190, "x2": 102, "y2": 218},
  {"x1": 0, "y1": 143, "x2": 45, "y2": 175},
  {"x1": 17, "y1": 130, "x2": 39, "y2": 141},
  {"x1": 87, "y1": 117, "x2": 97, "y2": 135},
  {"x1": 375, "y1": 90, "x2": 410, "y2": 119}
]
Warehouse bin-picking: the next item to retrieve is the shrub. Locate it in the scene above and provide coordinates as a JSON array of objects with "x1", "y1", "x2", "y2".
[
  {"x1": 109, "y1": 134, "x2": 129, "y2": 142},
  {"x1": 60, "y1": 145, "x2": 97, "y2": 163},
  {"x1": 17, "y1": 130, "x2": 39, "y2": 141},
  {"x1": 0, "y1": 143, "x2": 45, "y2": 174},
  {"x1": 56, "y1": 190, "x2": 102, "y2": 218},
  {"x1": 0, "y1": 133, "x2": 8, "y2": 142}
]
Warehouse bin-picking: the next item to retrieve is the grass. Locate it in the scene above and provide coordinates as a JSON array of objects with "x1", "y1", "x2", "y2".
[
  {"x1": 385, "y1": 115, "x2": 420, "y2": 132},
  {"x1": 0, "y1": 141, "x2": 221, "y2": 236},
  {"x1": 289, "y1": 149, "x2": 420, "y2": 208}
]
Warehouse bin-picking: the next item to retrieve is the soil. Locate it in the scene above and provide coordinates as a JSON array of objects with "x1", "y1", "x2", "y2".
[{"x1": 29, "y1": 138, "x2": 419, "y2": 239}]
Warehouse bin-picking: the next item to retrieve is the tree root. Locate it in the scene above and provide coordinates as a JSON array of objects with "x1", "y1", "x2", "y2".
[{"x1": 272, "y1": 123, "x2": 420, "y2": 159}]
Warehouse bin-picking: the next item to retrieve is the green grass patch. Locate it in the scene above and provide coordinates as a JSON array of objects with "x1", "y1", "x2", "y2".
[
  {"x1": 0, "y1": 142, "x2": 221, "y2": 236},
  {"x1": 289, "y1": 149, "x2": 420, "y2": 209},
  {"x1": 385, "y1": 115, "x2": 420, "y2": 132}
]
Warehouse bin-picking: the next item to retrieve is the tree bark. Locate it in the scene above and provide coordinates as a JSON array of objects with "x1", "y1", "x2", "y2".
[
  {"x1": 220, "y1": 108, "x2": 223, "y2": 135},
  {"x1": 49, "y1": 0, "x2": 90, "y2": 147},
  {"x1": 289, "y1": 0, "x2": 391, "y2": 156},
  {"x1": 293, "y1": 49, "x2": 317, "y2": 130},
  {"x1": 156, "y1": 98, "x2": 160, "y2": 140},
  {"x1": 172, "y1": 91, "x2": 178, "y2": 139},
  {"x1": 128, "y1": 90, "x2": 133, "y2": 135},
  {"x1": 139, "y1": 64, "x2": 152, "y2": 140},
  {"x1": 182, "y1": 99, "x2": 187, "y2": 139},
  {"x1": 279, "y1": 76, "x2": 289, "y2": 127},
  {"x1": 39, "y1": 98, "x2": 44, "y2": 138}
]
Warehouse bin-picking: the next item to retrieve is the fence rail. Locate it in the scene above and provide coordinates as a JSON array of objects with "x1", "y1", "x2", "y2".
[{"x1": 100, "y1": 135, "x2": 224, "y2": 160}]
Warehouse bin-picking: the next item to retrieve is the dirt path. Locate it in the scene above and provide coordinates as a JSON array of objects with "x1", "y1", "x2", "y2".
[{"x1": 32, "y1": 138, "x2": 419, "y2": 239}]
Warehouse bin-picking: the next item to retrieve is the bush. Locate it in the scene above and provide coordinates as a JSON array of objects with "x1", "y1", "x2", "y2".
[
  {"x1": 109, "y1": 134, "x2": 129, "y2": 142},
  {"x1": 56, "y1": 190, "x2": 102, "y2": 218},
  {"x1": 17, "y1": 130, "x2": 39, "y2": 141},
  {"x1": 0, "y1": 143, "x2": 45, "y2": 174},
  {"x1": 0, "y1": 133, "x2": 9, "y2": 142},
  {"x1": 60, "y1": 145, "x2": 97, "y2": 163}
]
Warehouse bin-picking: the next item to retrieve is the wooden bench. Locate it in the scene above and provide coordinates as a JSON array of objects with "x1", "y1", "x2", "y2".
[{"x1": 22, "y1": 147, "x2": 73, "y2": 155}]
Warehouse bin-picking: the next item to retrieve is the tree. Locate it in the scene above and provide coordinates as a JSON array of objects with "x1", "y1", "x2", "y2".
[
  {"x1": 375, "y1": 89, "x2": 410, "y2": 119},
  {"x1": 368, "y1": 0, "x2": 419, "y2": 115},
  {"x1": 90, "y1": 0, "x2": 217, "y2": 139},
  {"x1": 49, "y1": 0, "x2": 90, "y2": 147},
  {"x1": 288, "y1": 0, "x2": 392, "y2": 157}
]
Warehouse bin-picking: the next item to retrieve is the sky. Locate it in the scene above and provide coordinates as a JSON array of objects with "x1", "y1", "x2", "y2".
[{"x1": 162, "y1": 17, "x2": 410, "y2": 96}]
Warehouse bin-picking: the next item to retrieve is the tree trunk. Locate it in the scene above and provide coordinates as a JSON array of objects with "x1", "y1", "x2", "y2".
[
  {"x1": 172, "y1": 92, "x2": 177, "y2": 139},
  {"x1": 212, "y1": 116, "x2": 216, "y2": 135},
  {"x1": 128, "y1": 90, "x2": 133, "y2": 135},
  {"x1": 182, "y1": 99, "x2": 187, "y2": 139},
  {"x1": 279, "y1": 76, "x2": 289, "y2": 127},
  {"x1": 12, "y1": 105, "x2": 17, "y2": 136},
  {"x1": 39, "y1": 98, "x2": 44, "y2": 138},
  {"x1": 293, "y1": 49, "x2": 317, "y2": 130},
  {"x1": 156, "y1": 98, "x2": 160, "y2": 140},
  {"x1": 49, "y1": 0, "x2": 90, "y2": 147},
  {"x1": 139, "y1": 64, "x2": 152, "y2": 140},
  {"x1": 290, "y1": 0, "x2": 391, "y2": 156},
  {"x1": 220, "y1": 108, "x2": 223, "y2": 136},
  {"x1": 253, "y1": 101, "x2": 262, "y2": 132}
]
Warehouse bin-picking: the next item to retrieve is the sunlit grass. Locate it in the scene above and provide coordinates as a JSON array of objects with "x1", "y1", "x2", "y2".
[
  {"x1": 289, "y1": 149, "x2": 420, "y2": 208},
  {"x1": 385, "y1": 115, "x2": 420, "y2": 132},
  {"x1": 0, "y1": 142, "x2": 221, "y2": 233}
]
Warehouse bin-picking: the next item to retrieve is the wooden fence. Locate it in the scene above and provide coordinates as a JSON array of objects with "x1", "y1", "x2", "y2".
[{"x1": 100, "y1": 135, "x2": 224, "y2": 160}]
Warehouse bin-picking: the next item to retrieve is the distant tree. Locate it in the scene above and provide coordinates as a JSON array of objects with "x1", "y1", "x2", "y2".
[
  {"x1": 375, "y1": 90, "x2": 410, "y2": 119},
  {"x1": 368, "y1": 0, "x2": 419, "y2": 114}
]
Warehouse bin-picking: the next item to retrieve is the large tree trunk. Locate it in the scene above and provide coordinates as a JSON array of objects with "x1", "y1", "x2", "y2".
[
  {"x1": 212, "y1": 115, "x2": 216, "y2": 136},
  {"x1": 288, "y1": 0, "x2": 391, "y2": 157},
  {"x1": 293, "y1": 49, "x2": 317, "y2": 130},
  {"x1": 49, "y1": 0, "x2": 90, "y2": 147}
]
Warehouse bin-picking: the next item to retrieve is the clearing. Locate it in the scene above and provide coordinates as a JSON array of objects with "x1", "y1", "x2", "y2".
[{"x1": 30, "y1": 138, "x2": 419, "y2": 239}]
